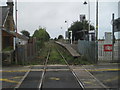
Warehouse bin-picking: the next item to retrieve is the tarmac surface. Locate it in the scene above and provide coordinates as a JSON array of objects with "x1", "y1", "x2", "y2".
[
  {"x1": 83, "y1": 63, "x2": 120, "y2": 88},
  {"x1": 1, "y1": 63, "x2": 120, "y2": 89},
  {"x1": 42, "y1": 71, "x2": 81, "y2": 88}
]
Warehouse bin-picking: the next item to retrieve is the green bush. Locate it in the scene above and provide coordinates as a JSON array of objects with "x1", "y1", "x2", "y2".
[{"x1": 3, "y1": 46, "x2": 13, "y2": 51}]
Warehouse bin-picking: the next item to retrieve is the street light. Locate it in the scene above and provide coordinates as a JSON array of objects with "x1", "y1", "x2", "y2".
[
  {"x1": 65, "y1": 20, "x2": 68, "y2": 41},
  {"x1": 83, "y1": 0, "x2": 90, "y2": 41},
  {"x1": 69, "y1": 31, "x2": 72, "y2": 44}
]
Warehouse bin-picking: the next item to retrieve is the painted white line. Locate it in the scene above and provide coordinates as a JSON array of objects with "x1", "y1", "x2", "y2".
[{"x1": 15, "y1": 69, "x2": 31, "y2": 88}]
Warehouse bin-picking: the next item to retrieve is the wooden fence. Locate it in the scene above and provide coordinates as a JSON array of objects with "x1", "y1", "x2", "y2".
[{"x1": 17, "y1": 41, "x2": 37, "y2": 65}]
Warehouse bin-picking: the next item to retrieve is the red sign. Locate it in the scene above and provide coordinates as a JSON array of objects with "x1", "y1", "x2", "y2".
[{"x1": 104, "y1": 44, "x2": 112, "y2": 52}]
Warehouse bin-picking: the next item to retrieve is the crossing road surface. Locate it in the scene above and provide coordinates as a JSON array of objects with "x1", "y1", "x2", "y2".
[
  {"x1": 16, "y1": 65, "x2": 83, "y2": 89},
  {"x1": 42, "y1": 66, "x2": 81, "y2": 88}
]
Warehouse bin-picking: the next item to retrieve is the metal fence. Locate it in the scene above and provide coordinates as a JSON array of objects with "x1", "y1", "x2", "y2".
[
  {"x1": 77, "y1": 40, "x2": 97, "y2": 63},
  {"x1": 78, "y1": 40, "x2": 120, "y2": 62}
]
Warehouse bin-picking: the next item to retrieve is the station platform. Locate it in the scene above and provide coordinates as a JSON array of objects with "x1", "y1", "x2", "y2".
[{"x1": 55, "y1": 41, "x2": 80, "y2": 57}]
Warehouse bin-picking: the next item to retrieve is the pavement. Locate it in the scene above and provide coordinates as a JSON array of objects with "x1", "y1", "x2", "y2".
[{"x1": 1, "y1": 63, "x2": 120, "y2": 89}]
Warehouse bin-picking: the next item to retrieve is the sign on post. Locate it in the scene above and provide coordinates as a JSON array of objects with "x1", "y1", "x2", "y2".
[{"x1": 104, "y1": 44, "x2": 112, "y2": 52}]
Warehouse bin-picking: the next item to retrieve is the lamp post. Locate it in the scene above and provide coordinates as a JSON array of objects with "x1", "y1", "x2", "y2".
[
  {"x1": 65, "y1": 21, "x2": 68, "y2": 43},
  {"x1": 69, "y1": 31, "x2": 72, "y2": 44},
  {"x1": 83, "y1": 0, "x2": 90, "y2": 41}
]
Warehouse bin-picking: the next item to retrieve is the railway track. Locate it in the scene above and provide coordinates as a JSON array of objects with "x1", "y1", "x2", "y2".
[{"x1": 15, "y1": 44, "x2": 84, "y2": 89}]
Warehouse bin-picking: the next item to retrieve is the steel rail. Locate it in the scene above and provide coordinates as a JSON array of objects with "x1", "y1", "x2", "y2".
[
  {"x1": 15, "y1": 68, "x2": 31, "y2": 88},
  {"x1": 56, "y1": 48, "x2": 85, "y2": 89},
  {"x1": 38, "y1": 48, "x2": 50, "y2": 89},
  {"x1": 15, "y1": 47, "x2": 50, "y2": 89}
]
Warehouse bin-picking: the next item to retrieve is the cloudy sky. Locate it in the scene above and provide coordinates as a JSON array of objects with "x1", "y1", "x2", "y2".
[{"x1": 0, "y1": 0, "x2": 119, "y2": 39}]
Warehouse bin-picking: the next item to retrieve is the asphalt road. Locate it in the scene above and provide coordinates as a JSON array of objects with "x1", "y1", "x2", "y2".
[
  {"x1": 1, "y1": 64, "x2": 119, "y2": 89},
  {"x1": 2, "y1": 71, "x2": 26, "y2": 88},
  {"x1": 19, "y1": 71, "x2": 42, "y2": 88},
  {"x1": 83, "y1": 63, "x2": 120, "y2": 88},
  {"x1": 42, "y1": 66, "x2": 81, "y2": 88},
  {"x1": 3, "y1": 65, "x2": 81, "y2": 89},
  {"x1": 90, "y1": 70, "x2": 120, "y2": 88}
]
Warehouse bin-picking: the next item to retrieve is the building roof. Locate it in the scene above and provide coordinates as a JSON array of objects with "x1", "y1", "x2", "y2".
[
  {"x1": 2, "y1": 29, "x2": 29, "y2": 41},
  {"x1": 9, "y1": 31, "x2": 29, "y2": 40},
  {"x1": 0, "y1": 6, "x2": 10, "y2": 27}
]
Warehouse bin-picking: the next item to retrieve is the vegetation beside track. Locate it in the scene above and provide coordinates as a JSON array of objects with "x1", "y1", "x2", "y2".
[
  {"x1": 55, "y1": 42, "x2": 92, "y2": 65},
  {"x1": 27, "y1": 41, "x2": 93, "y2": 65},
  {"x1": 48, "y1": 44, "x2": 65, "y2": 64}
]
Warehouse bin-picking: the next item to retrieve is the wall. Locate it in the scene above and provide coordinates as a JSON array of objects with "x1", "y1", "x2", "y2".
[{"x1": 2, "y1": 30, "x2": 14, "y2": 49}]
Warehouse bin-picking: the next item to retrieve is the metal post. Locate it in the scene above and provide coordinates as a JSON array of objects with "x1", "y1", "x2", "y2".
[
  {"x1": 83, "y1": 0, "x2": 90, "y2": 41},
  {"x1": 65, "y1": 21, "x2": 68, "y2": 43},
  {"x1": 0, "y1": 29, "x2": 2, "y2": 52},
  {"x1": 96, "y1": 0, "x2": 98, "y2": 41},
  {"x1": 69, "y1": 31, "x2": 72, "y2": 44},
  {"x1": 112, "y1": 13, "x2": 115, "y2": 62},
  {"x1": 15, "y1": 0, "x2": 17, "y2": 33},
  {"x1": 15, "y1": 0, "x2": 18, "y2": 64},
  {"x1": 95, "y1": 0, "x2": 98, "y2": 64},
  {"x1": 88, "y1": 0, "x2": 90, "y2": 41}
]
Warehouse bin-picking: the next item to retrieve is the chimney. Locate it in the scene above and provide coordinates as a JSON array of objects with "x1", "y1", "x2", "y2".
[{"x1": 6, "y1": 0, "x2": 14, "y2": 16}]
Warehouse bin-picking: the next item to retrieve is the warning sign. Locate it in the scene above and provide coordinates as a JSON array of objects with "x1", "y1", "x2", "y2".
[{"x1": 104, "y1": 44, "x2": 112, "y2": 52}]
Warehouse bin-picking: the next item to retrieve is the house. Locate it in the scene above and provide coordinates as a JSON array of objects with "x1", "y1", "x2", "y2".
[
  {"x1": 0, "y1": 0, "x2": 29, "y2": 65},
  {"x1": 13, "y1": 33, "x2": 29, "y2": 45},
  {"x1": 0, "y1": 0, "x2": 16, "y2": 51}
]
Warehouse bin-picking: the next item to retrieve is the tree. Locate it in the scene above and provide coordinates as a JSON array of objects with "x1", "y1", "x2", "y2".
[
  {"x1": 20, "y1": 30, "x2": 30, "y2": 38},
  {"x1": 32, "y1": 27, "x2": 50, "y2": 49},
  {"x1": 54, "y1": 37, "x2": 57, "y2": 41},
  {"x1": 33, "y1": 27, "x2": 50, "y2": 42},
  {"x1": 58, "y1": 35, "x2": 64, "y2": 39},
  {"x1": 68, "y1": 20, "x2": 95, "y2": 41}
]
